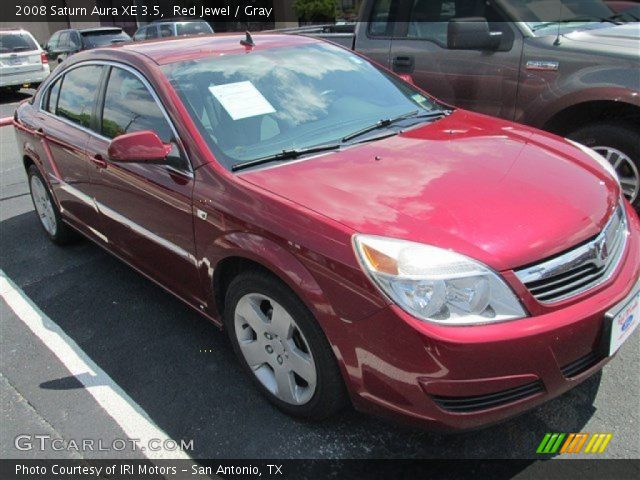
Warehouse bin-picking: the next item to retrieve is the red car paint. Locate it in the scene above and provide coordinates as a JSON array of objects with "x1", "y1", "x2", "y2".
[{"x1": 12, "y1": 34, "x2": 640, "y2": 431}]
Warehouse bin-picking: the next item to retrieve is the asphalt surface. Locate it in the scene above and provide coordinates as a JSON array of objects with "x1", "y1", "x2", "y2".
[{"x1": 0, "y1": 89, "x2": 638, "y2": 464}]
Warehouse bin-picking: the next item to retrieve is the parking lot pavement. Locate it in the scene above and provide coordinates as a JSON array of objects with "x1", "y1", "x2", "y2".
[{"x1": 0, "y1": 90, "x2": 638, "y2": 463}]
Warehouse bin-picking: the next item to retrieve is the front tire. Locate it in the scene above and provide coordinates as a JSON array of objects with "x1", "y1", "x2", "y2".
[
  {"x1": 568, "y1": 122, "x2": 640, "y2": 209},
  {"x1": 224, "y1": 270, "x2": 347, "y2": 420},
  {"x1": 27, "y1": 165, "x2": 77, "y2": 244}
]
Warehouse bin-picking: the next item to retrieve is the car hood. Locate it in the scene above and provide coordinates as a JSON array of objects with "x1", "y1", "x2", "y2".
[
  {"x1": 241, "y1": 111, "x2": 620, "y2": 271},
  {"x1": 561, "y1": 23, "x2": 640, "y2": 56}
]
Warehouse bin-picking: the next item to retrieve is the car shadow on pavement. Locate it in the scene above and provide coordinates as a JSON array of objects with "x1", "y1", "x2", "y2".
[{"x1": 0, "y1": 211, "x2": 602, "y2": 460}]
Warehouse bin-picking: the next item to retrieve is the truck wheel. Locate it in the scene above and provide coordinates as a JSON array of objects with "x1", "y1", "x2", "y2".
[
  {"x1": 568, "y1": 122, "x2": 640, "y2": 209},
  {"x1": 27, "y1": 165, "x2": 77, "y2": 245},
  {"x1": 224, "y1": 270, "x2": 347, "y2": 420}
]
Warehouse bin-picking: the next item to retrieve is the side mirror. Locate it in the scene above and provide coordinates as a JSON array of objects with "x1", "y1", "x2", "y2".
[
  {"x1": 108, "y1": 131, "x2": 172, "y2": 163},
  {"x1": 447, "y1": 18, "x2": 502, "y2": 50}
]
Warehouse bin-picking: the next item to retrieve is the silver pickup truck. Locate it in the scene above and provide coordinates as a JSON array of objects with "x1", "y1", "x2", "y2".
[{"x1": 287, "y1": 0, "x2": 640, "y2": 209}]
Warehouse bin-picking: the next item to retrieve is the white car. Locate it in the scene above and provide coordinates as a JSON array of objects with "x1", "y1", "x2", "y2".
[{"x1": 0, "y1": 29, "x2": 50, "y2": 91}]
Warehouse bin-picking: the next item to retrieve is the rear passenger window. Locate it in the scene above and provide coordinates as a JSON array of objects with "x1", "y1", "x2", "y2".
[
  {"x1": 145, "y1": 26, "x2": 158, "y2": 40},
  {"x1": 159, "y1": 24, "x2": 173, "y2": 37},
  {"x1": 101, "y1": 67, "x2": 173, "y2": 143},
  {"x1": 45, "y1": 77, "x2": 62, "y2": 113},
  {"x1": 56, "y1": 65, "x2": 103, "y2": 128}
]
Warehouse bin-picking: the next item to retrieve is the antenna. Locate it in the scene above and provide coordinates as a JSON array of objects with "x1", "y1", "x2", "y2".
[
  {"x1": 553, "y1": 0, "x2": 563, "y2": 46},
  {"x1": 240, "y1": 31, "x2": 255, "y2": 47}
]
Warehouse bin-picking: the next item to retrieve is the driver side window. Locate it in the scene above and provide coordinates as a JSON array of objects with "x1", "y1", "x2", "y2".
[
  {"x1": 101, "y1": 67, "x2": 187, "y2": 170},
  {"x1": 406, "y1": 0, "x2": 513, "y2": 47}
]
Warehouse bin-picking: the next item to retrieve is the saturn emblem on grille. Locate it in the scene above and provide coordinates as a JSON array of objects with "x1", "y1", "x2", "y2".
[{"x1": 594, "y1": 237, "x2": 610, "y2": 266}]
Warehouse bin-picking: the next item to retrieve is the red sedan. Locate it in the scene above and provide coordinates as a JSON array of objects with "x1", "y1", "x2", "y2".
[{"x1": 12, "y1": 33, "x2": 640, "y2": 430}]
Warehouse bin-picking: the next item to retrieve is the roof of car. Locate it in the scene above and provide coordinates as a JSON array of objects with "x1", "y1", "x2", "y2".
[{"x1": 114, "y1": 33, "x2": 317, "y2": 65}]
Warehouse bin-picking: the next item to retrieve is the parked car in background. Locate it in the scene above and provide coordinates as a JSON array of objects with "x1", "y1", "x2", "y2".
[
  {"x1": 0, "y1": 29, "x2": 49, "y2": 92},
  {"x1": 44, "y1": 27, "x2": 131, "y2": 64},
  {"x1": 292, "y1": 0, "x2": 640, "y2": 209},
  {"x1": 133, "y1": 20, "x2": 213, "y2": 41},
  {"x1": 12, "y1": 34, "x2": 640, "y2": 430}
]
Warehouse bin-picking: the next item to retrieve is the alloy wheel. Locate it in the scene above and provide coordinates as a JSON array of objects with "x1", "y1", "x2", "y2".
[
  {"x1": 594, "y1": 146, "x2": 640, "y2": 203},
  {"x1": 30, "y1": 175, "x2": 57, "y2": 236},
  {"x1": 234, "y1": 293, "x2": 317, "y2": 405}
]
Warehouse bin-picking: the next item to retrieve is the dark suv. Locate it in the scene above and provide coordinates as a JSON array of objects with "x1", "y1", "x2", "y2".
[{"x1": 45, "y1": 27, "x2": 131, "y2": 64}]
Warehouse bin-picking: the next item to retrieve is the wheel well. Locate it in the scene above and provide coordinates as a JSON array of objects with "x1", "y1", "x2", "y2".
[
  {"x1": 213, "y1": 256, "x2": 277, "y2": 318},
  {"x1": 23, "y1": 155, "x2": 35, "y2": 172},
  {"x1": 544, "y1": 101, "x2": 640, "y2": 136}
]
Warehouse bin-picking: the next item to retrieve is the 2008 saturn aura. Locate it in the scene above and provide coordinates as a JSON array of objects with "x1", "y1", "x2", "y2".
[{"x1": 13, "y1": 33, "x2": 639, "y2": 430}]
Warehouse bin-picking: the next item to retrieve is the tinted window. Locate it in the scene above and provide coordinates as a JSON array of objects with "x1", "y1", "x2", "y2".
[
  {"x1": 46, "y1": 77, "x2": 62, "y2": 114},
  {"x1": 159, "y1": 24, "x2": 173, "y2": 37},
  {"x1": 101, "y1": 67, "x2": 173, "y2": 143},
  {"x1": 145, "y1": 26, "x2": 158, "y2": 40},
  {"x1": 368, "y1": 0, "x2": 399, "y2": 36},
  {"x1": 133, "y1": 27, "x2": 146, "y2": 41},
  {"x1": 69, "y1": 31, "x2": 81, "y2": 49},
  {"x1": 407, "y1": 0, "x2": 513, "y2": 45},
  {"x1": 56, "y1": 65, "x2": 103, "y2": 127},
  {"x1": 58, "y1": 31, "x2": 70, "y2": 49},
  {"x1": 176, "y1": 22, "x2": 213, "y2": 36},
  {"x1": 47, "y1": 32, "x2": 60, "y2": 50},
  {"x1": 0, "y1": 32, "x2": 38, "y2": 53},
  {"x1": 81, "y1": 30, "x2": 131, "y2": 48}
]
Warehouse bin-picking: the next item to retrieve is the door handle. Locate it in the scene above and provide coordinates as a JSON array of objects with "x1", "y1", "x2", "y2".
[
  {"x1": 91, "y1": 154, "x2": 108, "y2": 169},
  {"x1": 392, "y1": 56, "x2": 415, "y2": 73}
]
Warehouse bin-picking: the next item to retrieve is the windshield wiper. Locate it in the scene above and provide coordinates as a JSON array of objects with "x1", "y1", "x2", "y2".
[
  {"x1": 342, "y1": 110, "x2": 446, "y2": 142},
  {"x1": 531, "y1": 16, "x2": 613, "y2": 31},
  {"x1": 231, "y1": 143, "x2": 341, "y2": 172}
]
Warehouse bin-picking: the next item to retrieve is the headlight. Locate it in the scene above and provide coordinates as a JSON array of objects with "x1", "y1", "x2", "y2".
[
  {"x1": 353, "y1": 235, "x2": 527, "y2": 325},
  {"x1": 567, "y1": 139, "x2": 620, "y2": 187}
]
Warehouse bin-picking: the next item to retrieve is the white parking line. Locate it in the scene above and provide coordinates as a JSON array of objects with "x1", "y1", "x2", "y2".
[{"x1": 0, "y1": 270, "x2": 192, "y2": 460}]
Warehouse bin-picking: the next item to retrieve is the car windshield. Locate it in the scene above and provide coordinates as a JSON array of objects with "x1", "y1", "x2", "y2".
[
  {"x1": 163, "y1": 42, "x2": 443, "y2": 170},
  {"x1": 81, "y1": 30, "x2": 130, "y2": 48},
  {"x1": 176, "y1": 22, "x2": 213, "y2": 36},
  {"x1": 0, "y1": 32, "x2": 38, "y2": 53},
  {"x1": 500, "y1": 0, "x2": 622, "y2": 35}
]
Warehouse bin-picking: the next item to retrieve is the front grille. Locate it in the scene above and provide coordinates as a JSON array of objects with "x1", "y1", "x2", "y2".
[
  {"x1": 432, "y1": 380, "x2": 544, "y2": 413},
  {"x1": 515, "y1": 205, "x2": 628, "y2": 304},
  {"x1": 561, "y1": 351, "x2": 603, "y2": 378}
]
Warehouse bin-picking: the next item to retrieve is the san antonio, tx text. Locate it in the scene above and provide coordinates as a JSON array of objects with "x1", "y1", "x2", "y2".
[{"x1": 16, "y1": 463, "x2": 284, "y2": 476}]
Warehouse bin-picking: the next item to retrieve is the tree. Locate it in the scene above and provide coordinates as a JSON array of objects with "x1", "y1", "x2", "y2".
[{"x1": 293, "y1": 0, "x2": 337, "y2": 22}]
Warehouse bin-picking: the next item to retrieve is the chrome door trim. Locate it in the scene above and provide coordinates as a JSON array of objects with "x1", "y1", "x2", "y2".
[{"x1": 37, "y1": 59, "x2": 194, "y2": 177}]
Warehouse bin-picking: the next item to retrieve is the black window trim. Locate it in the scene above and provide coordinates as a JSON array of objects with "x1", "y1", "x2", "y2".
[{"x1": 37, "y1": 60, "x2": 194, "y2": 177}]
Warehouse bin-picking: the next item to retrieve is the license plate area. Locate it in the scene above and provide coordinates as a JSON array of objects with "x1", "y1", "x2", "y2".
[{"x1": 604, "y1": 283, "x2": 640, "y2": 356}]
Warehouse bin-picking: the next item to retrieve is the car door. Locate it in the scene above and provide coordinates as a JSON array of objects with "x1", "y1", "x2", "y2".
[
  {"x1": 36, "y1": 64, "x2": 105, "y2": 234},
  {"x1": 355, "y1": 0, "x2": 402, "y2": 67},
  {"x1": 389, "y1": 0, "x2": 523, "y2": 120},
  {"x1": 84, "y1": 64, "x2": 204, "y2": 304}
]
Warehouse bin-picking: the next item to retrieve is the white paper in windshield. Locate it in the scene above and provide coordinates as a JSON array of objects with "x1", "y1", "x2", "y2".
[{"x1": 208, "y1": 81, "x2": 275, "y2": 120}]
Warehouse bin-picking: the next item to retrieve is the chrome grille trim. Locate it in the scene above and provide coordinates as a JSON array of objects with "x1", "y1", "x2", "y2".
[{"x1": 515, "y1": 205, "x2": 629, "y2": 304}]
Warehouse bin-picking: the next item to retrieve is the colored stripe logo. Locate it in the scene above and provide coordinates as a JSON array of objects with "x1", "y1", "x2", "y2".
[{"x1": 537, "y1": 433, "x2": 612, "y2": 454}]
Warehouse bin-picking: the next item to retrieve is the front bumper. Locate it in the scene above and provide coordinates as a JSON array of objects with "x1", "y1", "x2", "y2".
[
  {"x1": 0, "y1": 65, "x2": 50, "y2": 88},
  {"x1": 339, "y1": 204, "x2": 640, "y2": 431}
]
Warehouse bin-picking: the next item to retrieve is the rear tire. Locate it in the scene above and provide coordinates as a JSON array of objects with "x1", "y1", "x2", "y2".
[
  {"x1": 568, "y1": 122, "x2": 640, "y2": 209},
  {"x1": 224, "y1": 269, "x2": 347, "y2": 420},
  {"x1": 27, "y1": 165, "x2": 77, "y2": 245}
]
